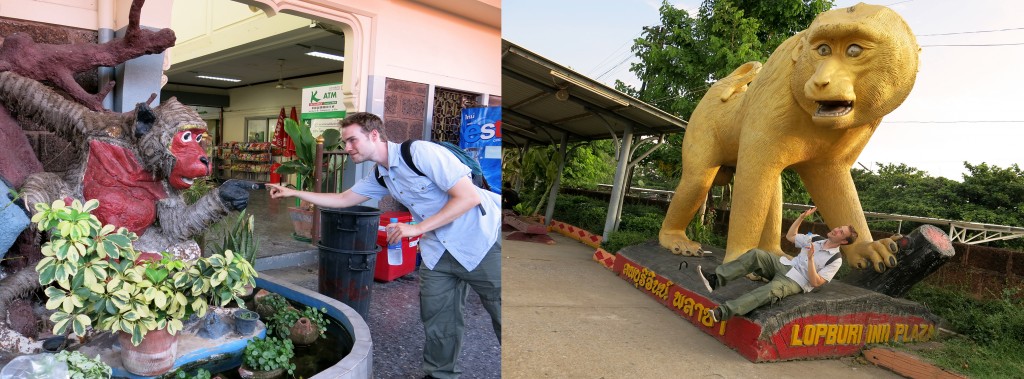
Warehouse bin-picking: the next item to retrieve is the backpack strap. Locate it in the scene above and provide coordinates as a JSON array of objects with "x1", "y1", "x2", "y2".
[
  {"x1": 400, "y1": 140, "x2": 425, "y2": 176},
  {"x1": 824, "y1": 252, "x2": 842, "y2": 268},
  {"x1": 375, "y1": 165, "x2": 387, "y2": 188},
  {"x1": 375, "y1": 140, "x2": 420, "y2": 188}
]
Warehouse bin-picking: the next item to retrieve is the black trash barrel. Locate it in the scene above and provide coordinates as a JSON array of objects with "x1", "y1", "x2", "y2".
[
  {"x1": 320, "y1": 206, "x2": 381, "y2": 250},
  {"x1": 318, "y1": 206, "x2": 382, "y2": 319}
]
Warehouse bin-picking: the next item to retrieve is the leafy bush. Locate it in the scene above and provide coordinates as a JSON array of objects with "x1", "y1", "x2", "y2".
[
  {"x1": 243, "y1": 337, "x2": 296, "y2": 375},
  {"x1": 619, "y1": 214, "x2": 662, "y2": 235},
  {"x1": 552, "y1": 195, "x2": 608, "y2": 234},
  {"x1": 55, "y1": 351, "x2": 110, "y2": 379},
  {"x1": 269, "y1": 305, "x2": 329, "y2": 340},
  {"x1": 602, "y1": 230, "x2": 656, "y2": 254}
]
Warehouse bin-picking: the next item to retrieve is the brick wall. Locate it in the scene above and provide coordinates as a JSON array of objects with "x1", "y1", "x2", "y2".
[{"x1": 382, "y1": 78, "x2": 427, "y2": 143}]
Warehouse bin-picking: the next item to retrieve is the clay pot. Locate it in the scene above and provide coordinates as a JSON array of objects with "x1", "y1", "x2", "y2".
[
  {"x1": 289, "y1": 317, "x2": 319, "y2": 345},
  {"x1": 119, "y1": 328, "x2": 178, "y2": 376},
  {"x1": 254, "y1": 290, "x2": 278, "y2": 319},
  {"x1": 239, "y1": 364, "x2": 285, "y2": 379},
  {"x1": 288, "y1": 206, "x2": 313, "y2": 240}
]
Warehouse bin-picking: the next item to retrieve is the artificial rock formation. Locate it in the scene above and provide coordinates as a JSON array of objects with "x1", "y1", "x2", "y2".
[{"x1": 660, "y1": 3, "x2": 918, "y2": 272}]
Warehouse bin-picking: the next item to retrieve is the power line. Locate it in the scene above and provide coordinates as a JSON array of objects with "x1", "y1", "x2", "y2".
[
  {"x1": 884, "y1": 120, "x2": 1024, "y2": 124},
  {"x1": 922, "y1": 42, "x2": 1024, "y2": 47},
  {"x1": 918, "y1": 26, "x2": 1024, "y2": 37},
  {"x1": 594, "y1": 55, "x2": 633, "y2": 81},
  {"x1": 885, "y1": 0, "x2": 915, "y2": 6}
]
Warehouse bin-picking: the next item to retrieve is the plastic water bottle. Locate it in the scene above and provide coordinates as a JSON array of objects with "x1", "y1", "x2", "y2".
[{"x1": 387, "y1": 217, "x2": 403, "y2": 265}]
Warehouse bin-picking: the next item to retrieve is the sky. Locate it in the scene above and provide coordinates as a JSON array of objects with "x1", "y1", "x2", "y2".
[{"x1": 503, "y1": 0, "x2": 1024, "y2": 181}]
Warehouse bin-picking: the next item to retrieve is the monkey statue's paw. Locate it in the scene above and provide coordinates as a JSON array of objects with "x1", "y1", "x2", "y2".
[
  {"x1": 659, "y1": 229, "x2": 703, "y2": 256},
  {"x1": 844, "y1": 236, "x2": 902, "y2": 273},
  {"x1": 218, "y1": 179, "x2": 252, "y2": 211}
]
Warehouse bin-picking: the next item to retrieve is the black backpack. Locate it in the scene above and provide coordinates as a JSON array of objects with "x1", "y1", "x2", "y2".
[{"x1": 375, "y1": 140, "x2": 491, "y2": 190}]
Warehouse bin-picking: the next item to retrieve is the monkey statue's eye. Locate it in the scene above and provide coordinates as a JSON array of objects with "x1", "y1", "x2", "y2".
[
  {"x1": 816, "y1": 44, "x2": 832, "y2": 56},
  {"x1": 846, "y1": 44, "x2": 863, "y2": 57},
  {"x1": 181, "y1": 131, "x2": 193, "y2": 142}
]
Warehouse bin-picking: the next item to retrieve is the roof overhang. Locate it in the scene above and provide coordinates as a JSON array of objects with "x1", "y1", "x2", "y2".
[{"x1": 501, "y1": 39, "x2": 686, "y2": 147}]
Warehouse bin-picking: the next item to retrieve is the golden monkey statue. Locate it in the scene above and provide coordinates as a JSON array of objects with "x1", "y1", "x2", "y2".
[{"x1": 659, "y1": 3, "x2": 918, "y2": 272}]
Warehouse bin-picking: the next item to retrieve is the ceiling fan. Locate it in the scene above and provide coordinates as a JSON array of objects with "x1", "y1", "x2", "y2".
[{"x1": 275, "y1": 59, "x2": 297, "y2": 90}]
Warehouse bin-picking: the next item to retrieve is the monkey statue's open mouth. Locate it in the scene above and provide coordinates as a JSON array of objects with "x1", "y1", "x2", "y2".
[{"x1": 816, "y1": 100, "x2": 854, "y2": 117}]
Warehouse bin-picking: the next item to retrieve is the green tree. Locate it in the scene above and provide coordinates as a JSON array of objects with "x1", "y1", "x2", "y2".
[
  {"x1": 562, "y1": 142, "x2": 616, "y2": 189},
  {"x1": 615, "y1": 0, "x2": 832, "y2": 185},
  {"x1": 617, "y1": 0, "x2": 832, "y2": 119},
  {"x1": 951, "y1": 163, "x2": 1024, "y2": 226},
  {"x1": 852, "y1": 163, "x2": 957, "y2": 219}
]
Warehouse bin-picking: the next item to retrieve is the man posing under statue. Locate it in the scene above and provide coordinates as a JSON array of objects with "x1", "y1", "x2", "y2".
[
  {"x1": 698, "y1": 207, "x2": 857, "y2": 321},
  {"x1": 267, "y1": 112, "x2": 501, "y2": 379}
]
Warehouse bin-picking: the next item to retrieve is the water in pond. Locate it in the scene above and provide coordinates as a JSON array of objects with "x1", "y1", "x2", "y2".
[{"x1": 211, "y1": 304, "x2": 354, "y2": 378}]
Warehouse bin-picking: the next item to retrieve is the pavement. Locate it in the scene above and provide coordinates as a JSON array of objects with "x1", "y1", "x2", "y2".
[
  {"x1": 246, "y1": 190, "x2": 501, "y2": 379},
  {"x1": 501, "y1": 231, "x2": 902, "y2": 379}
]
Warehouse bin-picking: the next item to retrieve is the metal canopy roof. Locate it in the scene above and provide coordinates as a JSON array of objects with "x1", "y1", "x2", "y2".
[{"x1": 501, "y1": 39, "x2": 686, "y2": 147}]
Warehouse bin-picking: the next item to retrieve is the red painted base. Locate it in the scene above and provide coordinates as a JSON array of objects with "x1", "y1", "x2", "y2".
[{"x1": 612, "y1": 243, "x2": 940, "y2": 362}]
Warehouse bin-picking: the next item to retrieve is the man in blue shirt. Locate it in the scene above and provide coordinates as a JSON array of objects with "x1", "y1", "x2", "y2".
[
  {"x1": 697, "y1": 207, "x2": 856, "y2": 321},
  {"x1": 268, "y1": 112, "x2": 501, "y2": 379}
]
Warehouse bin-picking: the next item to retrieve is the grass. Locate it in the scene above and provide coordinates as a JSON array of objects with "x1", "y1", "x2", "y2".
[{"x1": 905, "y1": 284, "x2": 1024, "y2": 378}]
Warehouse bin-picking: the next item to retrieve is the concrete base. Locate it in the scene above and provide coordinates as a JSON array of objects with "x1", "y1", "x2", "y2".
[{"x1": 614, "y1": 242, "x2": 940, "y2": 362}]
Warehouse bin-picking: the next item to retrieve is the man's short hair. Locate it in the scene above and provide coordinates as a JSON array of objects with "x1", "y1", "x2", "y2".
[
  {"x1": 340, "y1": 112, "x2": 388, "y2": 142},
  {"x1": 843, "y1": 225, "x2": 859, "y2": 244}
]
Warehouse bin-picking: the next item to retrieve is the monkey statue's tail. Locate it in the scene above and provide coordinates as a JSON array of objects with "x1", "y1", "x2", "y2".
[{"x1": 0, "y1": 71, "x2": 126, "y2": 142}]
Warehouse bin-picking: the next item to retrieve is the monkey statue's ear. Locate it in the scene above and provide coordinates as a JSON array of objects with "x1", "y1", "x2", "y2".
[
  {"x1": 134, "y1": 103, "x2": 157, "y2": 138},
  {"x1": 792, "y1": 31, "x2": 807, "y2": 62}
]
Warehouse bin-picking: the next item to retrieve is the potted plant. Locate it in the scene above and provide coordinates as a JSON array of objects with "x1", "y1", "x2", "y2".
[
  {"x1": 274, "y1": 118, "x2": 341, "y2": 239},
  {"x1": 268, "y1": 305, "x2": 329, "y2": 345},
  {"x1": 33, "y1": 198, "x2": 257, "y2": 376},
  {"x1": 254, "y1": 290, "x2": 290, "y2": 320},
  {"x1": 239, "y1": 337, "x2": 296, "y2": 379},
  {"x1": 235, "y1": 308, "x2": 261, "y2": 335}
]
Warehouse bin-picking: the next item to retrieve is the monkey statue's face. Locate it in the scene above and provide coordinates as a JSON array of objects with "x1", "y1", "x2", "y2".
[
  {"x1": 168, "y1": 128, "x2": 209, "y2": 190},
  {"x1": 790, "y1": 3, "x2": 919, "y2": 129}
]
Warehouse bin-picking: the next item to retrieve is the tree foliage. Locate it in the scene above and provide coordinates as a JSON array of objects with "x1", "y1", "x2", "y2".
[
  {"x1": 616, "y1": 0, "x2": 833, "y2": 185},
  {"x1": 617, "y1": 0, "x2": 832, "y2": 119}
]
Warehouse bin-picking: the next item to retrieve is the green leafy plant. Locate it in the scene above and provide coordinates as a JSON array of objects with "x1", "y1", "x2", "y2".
[
  {"x1": 54, "y1": 350, "x2": 111, "y2": 379},
  {"x1": 268, "y1": 305, "x2": 329, "y2": 339},
  {"x1": 274, "y1": 118, "x2": 341, "y2": 192},
  {"x1": 243, "y1": 336, "x2": 296, "y2": 375},
  {"x1": 33, "y1": 199, "x2": 257, "y2": 346},
  {"x1": 211, "y1": 210, "x2": 260, "y2": 267}
]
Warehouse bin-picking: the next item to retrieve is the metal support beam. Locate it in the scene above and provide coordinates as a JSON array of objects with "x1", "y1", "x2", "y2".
[
  {"x1": 544, "y1": 133, "x2": 569, "y2": 226},
  {"x1": 504, "y1": 108, "x2": 582, "y2": 142},
  {"x1": 603, "y1": 124, "x2": 634, "y2": 241}
]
